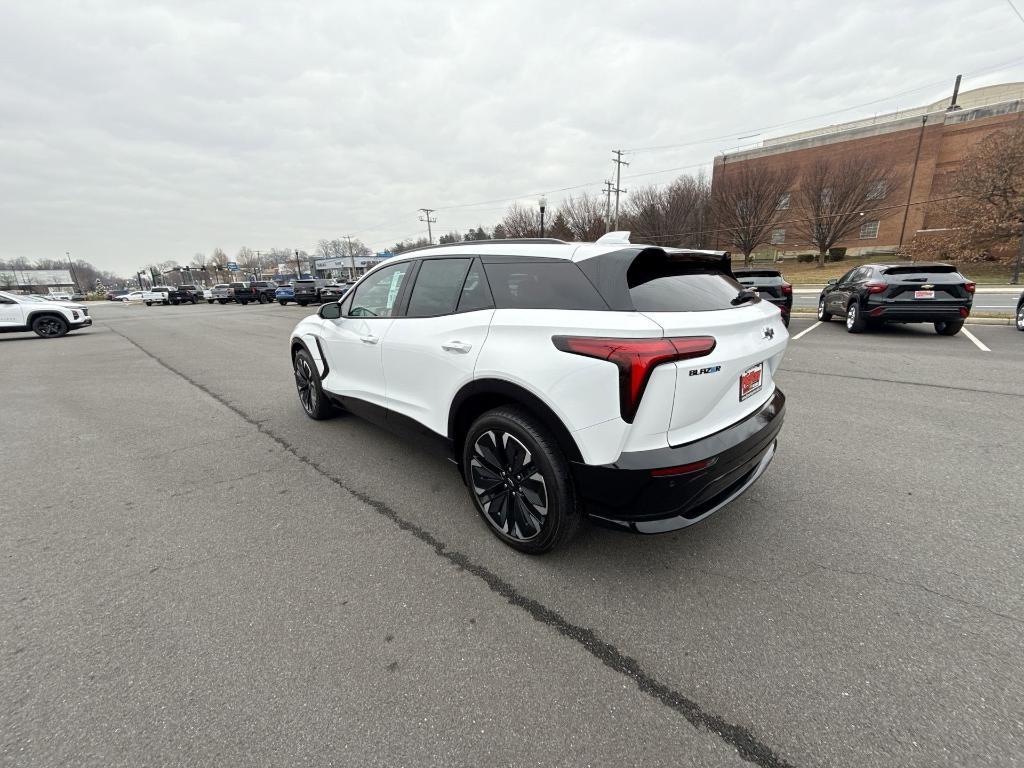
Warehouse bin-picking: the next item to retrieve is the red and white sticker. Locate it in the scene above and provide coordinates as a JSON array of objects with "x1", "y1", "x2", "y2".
[
  {"x1": 914, "y1": 290, "x2": 935, "y2": 299},
  {"x1": 739, "y1": 362, "x2": 764, "y2": 402}
]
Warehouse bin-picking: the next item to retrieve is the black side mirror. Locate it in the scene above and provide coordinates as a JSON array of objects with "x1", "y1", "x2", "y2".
[
  {"x1": 319, "y1": 302, "x2": 342, "y2": 320},
  {"x1": 826, "y1": 278, "x2": 838, "y2": 286}
]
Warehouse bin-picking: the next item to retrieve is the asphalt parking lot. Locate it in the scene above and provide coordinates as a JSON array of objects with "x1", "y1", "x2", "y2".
[{"x1": 2, "y1": 303, "x2": 1022, "y2": 768}]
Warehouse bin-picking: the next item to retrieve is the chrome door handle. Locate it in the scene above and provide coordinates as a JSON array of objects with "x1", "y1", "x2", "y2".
[
  {"x1": 442, "y1": 340, "x2": 472, "y2": 354},
  {"x1": 360, "y1": 335, "x2": 379, "y2": 344}
]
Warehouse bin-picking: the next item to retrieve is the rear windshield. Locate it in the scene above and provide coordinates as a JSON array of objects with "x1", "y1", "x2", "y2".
[
  {"x1": 483, "y1": 261, "x2": 606, "y2": 310},
  {"x1": 628, "y1": 252, "x2": 745, "y2": 312},
  {"x1": 735, "y1": 273, "x2": 785, "y2": 286},
  {"x1": 881, "y1": 265, "x2": 959, "y2": 276}
]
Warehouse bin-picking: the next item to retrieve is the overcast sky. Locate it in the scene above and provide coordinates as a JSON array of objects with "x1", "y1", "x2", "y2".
[{"x1": 2, "y1": 0, "x2": 1023, "y2": 274}]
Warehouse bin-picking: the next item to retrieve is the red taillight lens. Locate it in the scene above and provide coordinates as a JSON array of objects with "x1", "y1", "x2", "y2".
[
  {"x1": 964, "y1": 282, "x2": 976, "y2": 294},
  {"x1": 781, "y1": 283, "x2": 792, "y2": 295},
  {"x1": 650, "y1": 458, "x2": 717, "y2": 477},
  {"x1": 552, "y1": 335, "x2": 716, "y2": 423},
  {"x1": 959, "y1": 307, "x2": 970, "y2": 318},
  {"x1": 865, "y1": 282, "x2": 887, "y2": 294}
]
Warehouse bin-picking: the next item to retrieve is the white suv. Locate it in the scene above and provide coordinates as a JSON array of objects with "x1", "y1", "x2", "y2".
[
  {"x1": 0, "y1": 290, "x2": 93, "y2": 338},
  {"x1": 289, "y1": 234, "x2": 788, "y2": 553}
]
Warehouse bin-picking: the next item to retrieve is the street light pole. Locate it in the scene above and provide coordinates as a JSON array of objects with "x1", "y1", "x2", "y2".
[
  {"x1": 66, "y1": 251, "x2": 81, "y2": 294},
  {"x1": 538, "y1": 196, "x2": 547, "y2": 238}
]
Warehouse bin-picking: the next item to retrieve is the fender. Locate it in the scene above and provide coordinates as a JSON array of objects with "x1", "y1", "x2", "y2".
[{"x1": 291, "y1": 334, "x2": 328, "y2": 377}]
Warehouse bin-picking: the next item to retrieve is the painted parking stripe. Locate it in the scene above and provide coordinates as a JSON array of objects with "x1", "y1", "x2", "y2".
[
  {"x1": 791, "y1": 321, "x2": 823, "y2": 341},
  {"x1": 961, "y1": 327, "x2": 991, "y2": 352}
]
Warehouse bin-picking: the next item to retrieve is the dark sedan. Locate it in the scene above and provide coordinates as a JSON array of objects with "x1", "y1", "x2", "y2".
[
  {"x1": 733, "y1": 268, "x2": 793, "y2": 327},
  {"x1": 817, "y1": 262, "x2": 974, "y2": 335},
  {"x1": 1016, "y1": 290, "x2": 1023, "y2": 332}
]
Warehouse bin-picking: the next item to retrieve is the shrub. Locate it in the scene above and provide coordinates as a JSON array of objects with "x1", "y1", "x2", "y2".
[
  {"x1": 826, "y1": 247, "x2": 847, "y2": 262},
  {"x1": 796, "y1": 253, "x2": 816, "y2": 263}
]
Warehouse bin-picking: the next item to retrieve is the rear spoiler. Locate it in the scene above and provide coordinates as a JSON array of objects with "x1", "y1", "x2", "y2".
[{"x1": 576, "y1": 246, "x2": 733, "y2": 311}]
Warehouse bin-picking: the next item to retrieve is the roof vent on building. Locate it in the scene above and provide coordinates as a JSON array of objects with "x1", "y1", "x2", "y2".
[{"x1": 595, "y1": 231, "x2": 632, "y2": 245}]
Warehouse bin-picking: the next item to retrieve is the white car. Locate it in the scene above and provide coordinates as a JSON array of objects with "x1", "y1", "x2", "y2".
[
  {"x1": 121, "y1": 291, "x2": 145, "y2": 303},
  {"x1": 0, "y1": 290, "x2": 93, "y2": 338},
  {"x1": 288, "y1": 233, "x2": 788, "y2": 553}
]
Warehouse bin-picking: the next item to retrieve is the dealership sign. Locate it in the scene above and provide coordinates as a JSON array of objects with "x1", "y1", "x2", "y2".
[
  {"x1": 315, "y1": 257, "x2": 348, "y2": 270},
  {"x1": 0, "y1": 269, "x2": 74, "y2": 286}
]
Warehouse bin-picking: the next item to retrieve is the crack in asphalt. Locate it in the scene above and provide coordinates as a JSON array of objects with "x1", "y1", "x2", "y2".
[
  {"x1": 779, "y1": 366, "x2": 1024, "y2": 399},
  {"x1": 107, "y1": 325, "x2": 796, "y2": 768}
]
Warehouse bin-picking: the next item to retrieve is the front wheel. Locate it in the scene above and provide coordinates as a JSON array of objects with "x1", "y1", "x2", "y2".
[
  {"x1": 817, "y1": 296, "x2": 832, "y2": 322},
  {"x1": 846, "y1": 302, "x2": 866, "y2": 333},
  {"x1": 297, "y1": 301, "x2": 308, "y2": 307},
  {"x1": 462, "y1": 406, "x2": 581, "y2": 554},
  {"x1": 935, "y1": 319, "x2": 964, "y2": 336},
  {"x1": 278, "y1": 300, "x2": 287, "y2": 306},
  {"x1": 145, "y1": 302, "x2": 152, "y2": 306},
  {"x1": 218, "y1": 299, "x2": 227, "y2": 305},
  {"x1": 258, "y1": 294, "x2": 268, "y2": 304},
  {"x1": 293, "y1": 349, "x2": 335, "y2": 420},
  {"x1": 191, "y1": 297, "x2": 198, "y2": 305},
  {"x1": 240, "y1": 300, "x2": 249, "y2": 305},
  {"x1": 207, "y1": 299, "x2": 214, "y2": 304},
  {"x1": 32, "y1": 315, "x2": 69, "y2": 338},
  {"x1": 1016, "y1": 305, "x2": 1024, "y2": 331}
]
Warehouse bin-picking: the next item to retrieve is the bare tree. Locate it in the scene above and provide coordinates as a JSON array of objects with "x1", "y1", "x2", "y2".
[
  {"x1": 556, "y1": 192, "x2": 606, "y2": 241},
  {"x1": 712, "y1": 165, "x2": 795, "y2": 265},
  {"x1": 794, "y1": 156, "x2": 899, "y2": 266},
  {"x1": 191, "y1": 253, "x2": 206, "y2": 269},
  {"x1": 237, "y1": 246, "x2": 261, "y2": 275},
  {"x1": 500, "y1": 202, "x2": 541, "y2": 238},
  {"x1": 944, "y1": 124, "x2": 1024, "y2": 283},
  {"x1": 625, "y1": 173, "x2": 712, "y2": 248}
]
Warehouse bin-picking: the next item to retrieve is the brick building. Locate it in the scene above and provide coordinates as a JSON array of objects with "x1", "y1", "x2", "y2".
[{"x1": 710, "y1": 83, "x2": 1024, "y2": 257}]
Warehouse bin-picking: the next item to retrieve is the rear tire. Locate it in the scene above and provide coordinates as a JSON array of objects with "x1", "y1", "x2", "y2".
[
  {"x1": 278, "y1": 300, "x2": 287, "y2": 306},
  {"x1": 817, "y1": 296, "x2": 832, "y2": 322},
  {"x1": 191, "y1": 297, "x2": 198, "y2": 305},
  {"x1": 1016, "y1": 305, "x2": 1024, "y2": 331},
  {"x1": 298, "y1": 301, "x2": 308, "y2": 307},
  {"x1": 31, "y1": 315, "x2": 69, "y2": 338},
  {"x1": 207, "y1": 299, "x2": 213, "y2": 304},
  {"x1": 145, "y1": 302, "x2": 152, "y2": 306},
  {"x1": 293, "y1": 349, "x2": 335, "y2": 420},
  {"x1": 218, "y1": 299, "x2": 227, "y2": 305},
  {"x1": 846, "y1": 302, "x2": 866, "y2": 333},
  {"x1": 935, "y1": 319, "x2": 964, "y2": 336},
  {"x1": 258, "y1": 294, "x2": 268, "y2": 304},
  {"x1": 462, "y1": 406, "x2": 581, "y2": 554}
]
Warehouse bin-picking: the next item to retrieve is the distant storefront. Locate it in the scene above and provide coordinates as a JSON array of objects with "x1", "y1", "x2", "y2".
[{"x1": 0, "y1": 269, "x2": 75, "y2": 293}]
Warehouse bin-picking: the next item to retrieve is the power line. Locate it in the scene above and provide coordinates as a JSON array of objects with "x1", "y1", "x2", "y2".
[
  {"x1": 1006, "y1": 0, "x2": 1024, "y2": 25},
  {"x1": 418, "y1": 208, "x2": 437, "y2": 244}
]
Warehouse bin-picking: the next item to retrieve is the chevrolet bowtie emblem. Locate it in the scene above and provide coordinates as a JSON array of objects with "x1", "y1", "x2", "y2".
[{"x1": 921, "y1": 284, "x2": 934, "y2": 290}]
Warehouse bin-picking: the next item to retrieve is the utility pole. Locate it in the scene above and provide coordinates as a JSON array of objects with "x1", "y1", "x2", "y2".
[
  {"x1": 255, "y1": 250, "x2": 262, "y2": 279},
  {"x1": 611, "y1": 150, "x2": 629, "y2": 230},
  {"x1": 294, "y1": 249, "x2": 302, "y2": 278},
  {"x1": 344, "y1": 235, "x2": 356, "y2": 280},
  {"x1": 66, "y1": 251, "x2": 81, "y2": 293},
  {"x1": 419, "y1": 208, "x2": 437, "y2": 244},
  {"x1": 603, "y1": 180, "x2": 613, "y2": 232}
]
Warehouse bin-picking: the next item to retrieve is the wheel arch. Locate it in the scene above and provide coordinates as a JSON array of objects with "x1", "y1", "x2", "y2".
[
  {"x1": 448, "y1": 379, "x2": 583, "y2": 465},
  {"x1": 26, "y1": 309, "x2": 71, "y2": 325},
  {"x1": 290, "y1": 335, "x2": 328, "y2": 377}
]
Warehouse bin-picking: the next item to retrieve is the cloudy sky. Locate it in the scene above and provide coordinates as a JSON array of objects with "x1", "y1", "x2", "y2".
[{"x1": 2, "y1": 0, "x2": 1023, "y2": 274}]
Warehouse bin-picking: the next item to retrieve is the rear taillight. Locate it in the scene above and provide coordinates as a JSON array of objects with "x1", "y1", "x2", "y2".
[
  {"x1": 552, "y1": 335, "x2": 716, "y2": 423},
  {"x1": 964, "y1": 282, "x2": 976, "y2": 294},
  {"x1": 650, "y1": 457, "x2": 717, "y2": 477},
  {"x1": 959, "y1": 307, "x2": 970, "y2": 318},
  {"x1": 781, "y1": 283, "x2": 792, "y2": 295},
  {"x1": 865, "y1": 282, "x2": 887, "y2": 294}
]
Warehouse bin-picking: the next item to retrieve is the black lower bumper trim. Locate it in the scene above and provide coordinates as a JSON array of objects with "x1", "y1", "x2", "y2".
[{"x1": 571, "y1": 389, "x2": 785, "y2": 533}]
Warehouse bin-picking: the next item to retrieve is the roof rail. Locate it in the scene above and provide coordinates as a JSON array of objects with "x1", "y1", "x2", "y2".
[{"x1": 402, "y1": 238, "x2": 567, "y2": 254}]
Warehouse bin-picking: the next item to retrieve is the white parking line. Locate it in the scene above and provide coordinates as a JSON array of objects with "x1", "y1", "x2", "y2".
[
  {"x1": 961, "y1": 327, "x2": 991, "y2": 352},
  {"x1": 791, "y1": 321, "x2": 823, "y2": 341}
]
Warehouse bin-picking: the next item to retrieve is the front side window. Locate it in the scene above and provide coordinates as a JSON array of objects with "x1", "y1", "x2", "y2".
[
  {"x1": 348, "y1": 263, "x2": 410, "y2": 318},
  {"x1": 406, "y1": 259, "x2": 471, "y2": 317},
  {"x1": 483, "y1": 261, "x2": 605, "y2": 310},
  {"x1": 859, "y1": 220, "x2": 880, "y2": 239}
]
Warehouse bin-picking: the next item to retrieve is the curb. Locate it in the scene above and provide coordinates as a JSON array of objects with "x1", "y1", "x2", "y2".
[{"x1": 789, "y1": 311, "x2": 1015, "y2": 326}]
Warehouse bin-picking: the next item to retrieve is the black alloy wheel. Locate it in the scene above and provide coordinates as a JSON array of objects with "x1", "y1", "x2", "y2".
[
  {"x1": 463, "y1": 406, "x2": 580, "y2": 554},
  {"x1": 259, "y1": 294, "x2": 268, "y2": 304},
  {"x1": 31, "y1": 315, "x2": 69, "y2": 338},
  {"x1": 293, "y1": 349, "x2": 335, "y2": 420},
  {"x1": 935, "y1": 319, "x2": 965, "y2": 336},
  {"x1": 1015, "y1": 304, "x2": 1024, "y2": 331}
]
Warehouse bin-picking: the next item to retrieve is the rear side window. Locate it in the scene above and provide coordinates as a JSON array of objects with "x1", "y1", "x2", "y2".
[
  {"x1": 627, "y1": 252, "x2": 744, "y2": 312},
  {"x1": 406, "y1": 259, "x2": 472, "y2": 317},
  {"x1": 483, "y1": 261, "x2": 606, "y2": 310}
]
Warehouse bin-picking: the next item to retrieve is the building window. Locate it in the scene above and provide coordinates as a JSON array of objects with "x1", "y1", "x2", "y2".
[
  {"x1": 859, "y1": 220, "x2": 880, "y2": 239},
  {"x1": 776, "y1": 192, "x2": 790, "y2": 210},
  {"x1": 867, "y1": 180, "x2": 888, "y2": 200},
  {"x1": 770, "y1": 228, "x2": 785, "y2": 244}
]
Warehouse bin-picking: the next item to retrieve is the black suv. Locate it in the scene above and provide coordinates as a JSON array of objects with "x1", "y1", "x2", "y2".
[
  {"x1": 733, "y1": 268, "x2": 792, "y2": 326},
  {"x1": 1016, "y1": 290, "x2": 1023, "y2": 332},
  {"x1": 169, "y1": 285, "x2": 201, "y2": 305},
  {"x1": 817, "y1": 263, "x2": 975, "y2": 335},
  {"x1": 292, "y1": 279, "x2": 321, "y2": 307}
]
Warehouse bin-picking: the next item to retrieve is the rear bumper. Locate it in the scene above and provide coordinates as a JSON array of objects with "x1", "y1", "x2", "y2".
[
  {"x1": 571, "y1": 388, "x2": 785, "y2": 533},
  {"x1": 868, "y1": 303, "x2": 970, "y2": 322}
]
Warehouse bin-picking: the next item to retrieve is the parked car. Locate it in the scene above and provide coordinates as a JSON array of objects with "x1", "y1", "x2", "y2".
[
  {"x1": 252, "y1": 281, "x2": 279, "y2": 304},
  {"x1": 291, "y1": 279, "x2": 321, "y2": 306},
  {"x1": 106, "y1": 290, "x2": 130, "y2": 301},
  {"x1": 0, "y1": 290, "x2": 92, "y2": 338},
  {"x1": 227, "y1": 282, "x2": 257, "y2": 305},
  {"x1": 121, "y1": 291, "x2": 145, "y2": 303},
  {"x1": 168, "y1": 285, "x2": 202, "y2": 305},
  {"x1": 47, "y1": 291, "x2": 73, "y2": 301},
  {"x1": 210, "y1": 284, "x2": 230, "y2": 303},
  {"x1": 817, "y1": 262, "x2": 974, "y2": 334},
  {"x1": 288, "y1": 234, "x2": 787, "y2": 553},
  {"x1": 733, "y1": 268, "x2": 793, "y2": 327},
  {"x1": 1016, "y1": 290, "x2": 1024, "y2": 332},
  {"x1": 318, "y1": 283, "x2": 351, "y2": 300},
  {"x1": 71, "y1": 292, "x2": 86, "y2": 302},
  {"x1": 275, "y1": 284, "x2": 295, "y2": 305},
  {"x1": 142, "y1": 287, "x2": 171, "y2": 306}
]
